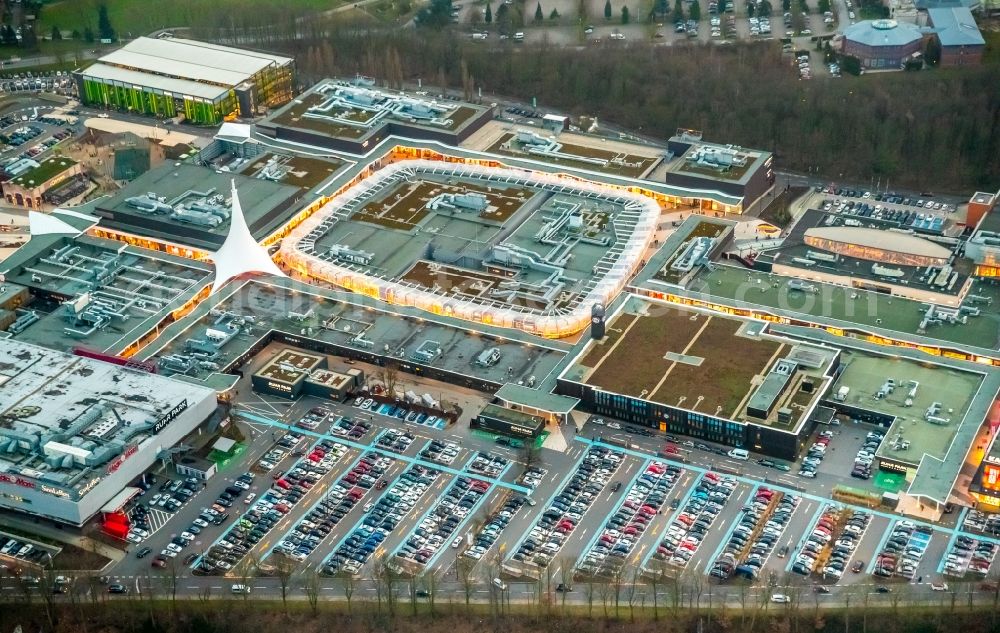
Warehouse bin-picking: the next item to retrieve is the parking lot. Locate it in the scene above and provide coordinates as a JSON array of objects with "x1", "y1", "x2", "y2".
[{"x1": 56, "y1": 342, "x2": 997, "y2": 604}]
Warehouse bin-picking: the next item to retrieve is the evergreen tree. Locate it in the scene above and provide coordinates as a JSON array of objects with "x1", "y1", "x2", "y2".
[
  {"x1": 97, "y1": 4, "x2": 116, "y2": 41},
  {"x1": 673, "y1": 0, "x2": 684, "y2": 19},
  {"x1": 924, "y1": 36, "x2": 941, "y2": 66},
  {"x1": 549, "y1": 7, "x2": 560, "y2": 18},
  {"x1": 50, "y1": 25, "x2": 62, "y2": 40},
  {"x1": 604, "y1": 0, "x2": 612, "y2": 18},
  {"x1": 83, "y1": 26, "x2": 95, "y2": 42},
  {"x1": 621, "y1": 5, "x2": 630, "y2": 22},
  {"x1": 535, "y1": 2, "x2": 543, "y2": 21},
  {"x1": 485, "y1": 3, "x2": 492, "y2": 22},
  {"x1": 782, "y1": 0, "x2": 791, "y2": 12},
  {"x1": 689, "y1": 0, "x2": 700, "y2": 20}
]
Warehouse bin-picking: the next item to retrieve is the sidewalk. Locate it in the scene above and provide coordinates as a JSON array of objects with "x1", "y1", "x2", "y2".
[{"x1": 0, "y1": 512, "x2": 124, "y2": 563}]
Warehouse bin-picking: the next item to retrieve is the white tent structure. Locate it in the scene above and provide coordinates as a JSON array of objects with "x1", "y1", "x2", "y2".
[
  {"x1": 210, "y1": 179, "x2": 286, "y2": 293},
  {"x1": 28, "y1": 209, "x2": 90, "y2": 237}
]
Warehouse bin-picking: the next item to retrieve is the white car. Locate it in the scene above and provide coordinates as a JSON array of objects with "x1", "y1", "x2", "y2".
[
  {"x1": 160, "y1": 549, "x2": 178, "y2": 558},
  {"x1": 244, "y1": 493, "x2": 257, "y2": 504},
  {"x1": 180, "y1": 532, "x2": 195, "y2": 541},
  {"x1": 193, "y1": 518, "x2": 209, "y2": 528},
  {"x1": 126, "y1": 533, "x2": 143, "y2": 544},
  {"x1": 771, "y1": 594, "x2": 791, "y2": 603},
  {"x1": 166, "y1": 543, "x2": 183, "y2": 553}
]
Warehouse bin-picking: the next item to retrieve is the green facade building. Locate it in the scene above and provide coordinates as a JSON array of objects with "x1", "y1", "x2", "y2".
[{"x1": 75, "y1": 37, "x2": 294, "y2": 125}]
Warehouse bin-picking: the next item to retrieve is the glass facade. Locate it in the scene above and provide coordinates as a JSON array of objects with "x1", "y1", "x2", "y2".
[
  {"x1": 80, "y1": 78, "x2": 237, "y2": 125},
  {"x1": 590, "y1": 388, "x2": 747, "y2": 446}
]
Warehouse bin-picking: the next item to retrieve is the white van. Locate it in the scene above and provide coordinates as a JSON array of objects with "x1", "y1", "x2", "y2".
[
  {"x1": 727, "y1": 448, "x2": 749, "y2": 460},
  {"x1": 231, "y1": 584, "x2": 251, "y2": 594}
]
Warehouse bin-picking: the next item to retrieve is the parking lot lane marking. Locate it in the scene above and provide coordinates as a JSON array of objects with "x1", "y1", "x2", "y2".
[
  {"x1": 785, "y1": 502, "x2": 826, "y2": 574},
  {"x1": 867, "y1": 518, "x2": 900, "y2": 575},
  {"x1": 936, "y1": 529, "x2": 961, "y2": 575},
  {"x1": 238, "y1": 411, "x2": 531, "y2": 495},
  {"x1": 575, "y1": 436, "x2": 997, "y2": 548},
  {"x1": 639, "y1": 467, "x2": 701, "y2": 571}
]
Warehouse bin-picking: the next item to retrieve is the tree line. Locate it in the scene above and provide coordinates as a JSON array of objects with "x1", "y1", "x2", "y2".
[{"x1": 272, "y1": 27, "x2": 1000, "y2": 194}]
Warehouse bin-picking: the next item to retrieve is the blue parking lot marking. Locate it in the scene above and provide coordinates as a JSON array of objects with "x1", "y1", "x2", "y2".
[
  {"x1": 574, "y1": 436, "x2": 1000, "y2": 551},
  {"x1": 785, "y1": 503, "x2": 827, "y2": 574},
  {"x1": 190, "y1": 437, "x2": 335, "y2": 571},
  {"x1": 237, "y1": 411, "x2": 530, "y2": 494},
  {"x1": 322, "y1": 461, "x2": 429, "y2": 571},
  {"x1": 640, "y1": 468, "x2": 700, "y2": 571},
  {"x1": 867, "y1": 518, "x2": 900, "y2": 575},
  {"x1": 260, "y1": 452, "x2": 366, "y2": 563},
  {"x1": 705, "y1": 485, "x2": 759, "y2": 576}
]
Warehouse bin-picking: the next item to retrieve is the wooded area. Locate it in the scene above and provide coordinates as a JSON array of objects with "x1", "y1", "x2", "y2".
[{"x1": 246, "y1": 25, "x2": 1000, "y2": 194}]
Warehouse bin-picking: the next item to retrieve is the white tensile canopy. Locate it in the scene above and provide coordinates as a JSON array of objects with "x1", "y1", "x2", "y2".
[{"x1": 210, "y1": 179, "x2": 285, "y2": 293}]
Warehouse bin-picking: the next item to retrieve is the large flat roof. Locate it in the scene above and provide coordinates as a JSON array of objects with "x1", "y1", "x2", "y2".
[
  {"x1": 96, "y1": 37, "x2": 292, "y2": 88},
  {"x1": 683, "y1": 264, "x2": 1000, "y2": 351},
  {"x1": 804, "y1": 225, "x2": 953, "y2": 261},
  {"x1": 562, "y1": 295, "x2": 834, "y2": 430},
  {"x1": 81, "y1": 63, "x2": 229, "y2": 101},
  {"x1": 0, "y1": 338, "x2": 215, "y2": 488},
  {"x1": 138, "y1": 277, "x2": 572, "y2": 392},
  {"x1": 90, "y1": 163, "x2": 303, "y2": 251},
  {"x1": 832, "y1": 349, "x2": 984, "y2": 466},
  {"x1": 0, "y1": 233, "x2": 213, "y2": 353}
]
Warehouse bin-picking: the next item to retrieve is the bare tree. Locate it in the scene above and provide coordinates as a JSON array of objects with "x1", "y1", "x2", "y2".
[
  {"x1": 648, "y1": 569, "x2": 661, "y2": 620},
  {"x1": 338, "y1": 570, "x2": 357, "y2": 614},
  {"x1": 457, "y1": 556, "x2": 475, "y2": 606},
  {"x1": 302, "y1": 567, "x2": 321, "y2": 617},
  {"x1": 160, "y1": 560, "x2": 181, "y2": 610},
  {"x1": 273, "y1": 556, "x2": 297, "y2": 614},
  {"x1": 626, "y1": 568, "x2": 641, "y2": 621},
  {"x1": 559, "y1": 556, "x2": 574, "y2": 610}
]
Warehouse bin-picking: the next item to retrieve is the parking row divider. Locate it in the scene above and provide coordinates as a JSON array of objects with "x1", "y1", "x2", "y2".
[
  {"x1": 866, "y1": 518, "x2": 901, "y2": 576},
  {"x1": 576, "y1": 436, "x2": 1000, "y2": 551},
  {"x1": 784, "y1": 502, "x2": 828, "y2": 575},
  {"x1": 259, "y1": 452, "x2": 368, "y2": 564},
  {"x1": 320, "y1": 460, "x2": 432, "y2": 571},
  {"x1": 639, "y1": 468, "x2": 702, "y2": 572},
  {"x1": 573, "y1": 457, "x2": 651, "y2": 575},
  {"x1": 189, "y1": 437, "x2": 347, "y2": 572},
  {"x1": 237, "y1": 411, "x2": 531, "y2": 494},
  {"x1": 505, "y1": 446, "x2": 598, "y2": 565}
]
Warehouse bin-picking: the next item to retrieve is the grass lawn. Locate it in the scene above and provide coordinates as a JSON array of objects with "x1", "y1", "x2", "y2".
[
  {"x1": 36, "y1": 0, "x2": 343, "y2": 36},
  {"x1": 12, "y1": 156, "x2": 76, "y2": 186},
  {"x1": 586, "y1": 306, "x2": 707, "y2": 397},
  {"x1": 759, "y1": 185, "x2": 808, "y2": 228}
]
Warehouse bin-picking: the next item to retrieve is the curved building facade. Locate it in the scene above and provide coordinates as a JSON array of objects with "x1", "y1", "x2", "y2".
[
  {"x1": 803, "y1": 226, "x2": 951, "y2": 267},
  {"x1": 280, "y1": 158, "x2": 660, "y2": 339},
  {"x1": 842, "y1": 19, "x2": 925, "y2": 69}
]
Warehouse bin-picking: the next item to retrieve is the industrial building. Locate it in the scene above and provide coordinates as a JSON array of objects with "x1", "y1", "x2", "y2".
[
  {"x1": 841, "y1": 19, "x2": 926, "y2": 69},
  {"x1": 84, "y1": 164, "x2": 303, "y2": 253},
  {"x1": 0, "y1": 339, "x2": 217, "y2": 526},
  {"x1": 75, "y1": 37, "x2": 294, "y2": 124}
]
